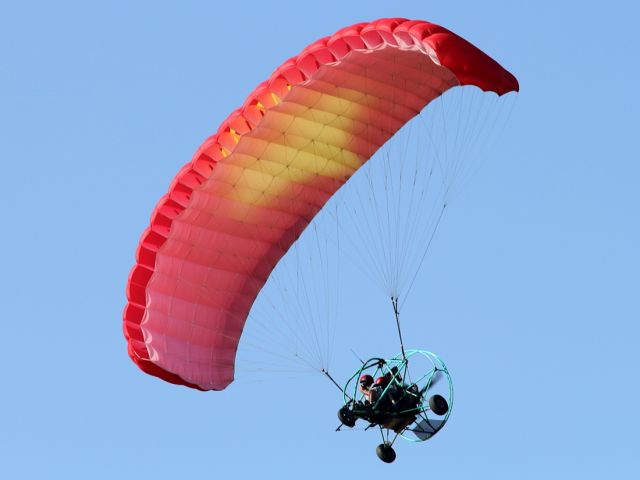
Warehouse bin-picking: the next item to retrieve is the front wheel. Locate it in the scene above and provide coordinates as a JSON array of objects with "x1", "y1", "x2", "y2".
[
  {"x1": 376, "y1": 443, "x2": 396, "y2": 463},
  {"x1": 338, "y1": 406, "x2": 356, "y2": 427}
]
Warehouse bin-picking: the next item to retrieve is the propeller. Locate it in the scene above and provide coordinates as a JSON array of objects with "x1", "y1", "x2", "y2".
[
  {"x1": 429, "y1": 370, "x2": 443, "y2": 387},
  {"x1": 418, "y1": 370, "x2": 443, "y2": 396}
]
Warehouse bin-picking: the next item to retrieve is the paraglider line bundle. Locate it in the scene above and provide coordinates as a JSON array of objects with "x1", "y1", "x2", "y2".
[
  {"x1": 391, "y1": 297, "x2": 407, "y2": 361},
  {"x1": 322, "y1": 368, "x2": 352, "y2": 400}
]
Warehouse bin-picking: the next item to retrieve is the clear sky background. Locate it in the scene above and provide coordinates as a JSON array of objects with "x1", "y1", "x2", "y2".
[{"x1": 2, "y1": 1, "x2": 639, "y2": 478}]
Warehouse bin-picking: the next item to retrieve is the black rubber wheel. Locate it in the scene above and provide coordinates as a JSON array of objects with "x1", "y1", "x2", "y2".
[
  {"x1": 338, "y1": 406, "x2": 356, "y2": 427},
  {"x1": 429, "y1": 394, "x2": 449, "y2": 416},
  {"x1": 376, "y1": 443, "x2": 396, "y2": 463}
]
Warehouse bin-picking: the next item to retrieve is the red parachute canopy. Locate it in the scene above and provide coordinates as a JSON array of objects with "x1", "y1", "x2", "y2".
[{"x1": 123, "y1": 18, "x2": 519, "y2": 391}]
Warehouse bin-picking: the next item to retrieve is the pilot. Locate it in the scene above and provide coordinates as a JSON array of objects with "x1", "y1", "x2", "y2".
[{"x1": 359, "y1": 374, "x2": 382, "y2": 404}]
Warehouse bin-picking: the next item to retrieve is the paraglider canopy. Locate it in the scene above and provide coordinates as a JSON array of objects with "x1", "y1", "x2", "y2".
[{"x1": 123, "y1": 17, "x2": 519, "y2": 391}]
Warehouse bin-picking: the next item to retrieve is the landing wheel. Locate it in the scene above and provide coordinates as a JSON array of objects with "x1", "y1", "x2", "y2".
[
  {"x1": 376, "y1": 443, "x2": 396, "y2": 463},
  {"x1": 338, "y1": 406, "x2": 356, "y2": 427},
  {"x1": 429, "y1": 394, "x2": 449, "y2": 416}
]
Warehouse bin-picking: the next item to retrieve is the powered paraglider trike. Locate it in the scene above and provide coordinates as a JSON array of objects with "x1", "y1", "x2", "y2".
[{"x1": 336, "y1": 349, "x2": 452, "y2": 462}]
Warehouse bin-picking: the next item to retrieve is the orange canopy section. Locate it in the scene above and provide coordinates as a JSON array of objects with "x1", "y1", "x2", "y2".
[{"x1": 123, "y1": 18, "x2": 519, "y2": 391}]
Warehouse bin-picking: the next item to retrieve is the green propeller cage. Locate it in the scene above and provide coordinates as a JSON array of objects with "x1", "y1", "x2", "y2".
[{"x1": 341, "y1": 349, "x2": 453, "y2": 444}]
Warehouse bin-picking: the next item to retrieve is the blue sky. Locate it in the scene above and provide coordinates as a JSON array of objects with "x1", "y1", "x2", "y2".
[{"x1": 1, "y1": 1, "x2": 639, "y2": 478}]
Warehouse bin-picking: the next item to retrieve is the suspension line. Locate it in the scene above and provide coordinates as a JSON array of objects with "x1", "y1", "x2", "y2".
[
  {"x1": 322, "y1": 369, "x2": 352, "y2": 401},
  {"x1": 391, "y1": 297, "x2": 407, "y2": 361}
]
